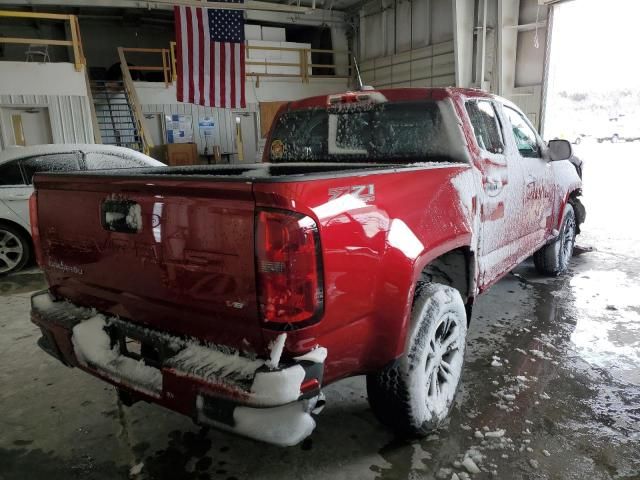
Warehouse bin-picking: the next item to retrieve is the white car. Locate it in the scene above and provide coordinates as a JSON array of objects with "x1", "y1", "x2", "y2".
[{"x1": 0, "y1": 144, "x2": 164, "y2": 275}]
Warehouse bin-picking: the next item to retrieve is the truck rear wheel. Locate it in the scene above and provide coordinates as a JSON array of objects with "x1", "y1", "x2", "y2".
[
  {"x1": 366, "y1": 283, "x2": 467, "y2": 436},
  {"x1": 533, "y1": 204, "x2": 576, "y2": 276}
]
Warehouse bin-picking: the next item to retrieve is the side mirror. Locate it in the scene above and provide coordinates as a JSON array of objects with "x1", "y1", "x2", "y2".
[{"x1": 547, "y1": 139, "x2": 572, "y2": 161}]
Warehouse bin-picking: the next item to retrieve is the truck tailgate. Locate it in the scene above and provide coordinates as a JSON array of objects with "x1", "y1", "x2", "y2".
[{"x1": 34, "y1": 175, "x2": 265, "y2": 353}]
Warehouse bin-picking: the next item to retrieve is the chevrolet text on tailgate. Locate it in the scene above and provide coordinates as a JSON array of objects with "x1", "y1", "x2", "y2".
[{"x1": 29, "y1": 88, "x2": 584, "y2": 446}]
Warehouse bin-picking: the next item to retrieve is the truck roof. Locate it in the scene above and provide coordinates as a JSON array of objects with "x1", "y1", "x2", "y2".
[{"x1": 286, "y1": 87, "x2": 495, "y2": 110}]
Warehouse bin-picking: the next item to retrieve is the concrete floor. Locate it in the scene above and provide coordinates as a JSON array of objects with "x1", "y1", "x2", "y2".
[{"x1": 1, "y1": 143, "x2": 639, "y2": 480}]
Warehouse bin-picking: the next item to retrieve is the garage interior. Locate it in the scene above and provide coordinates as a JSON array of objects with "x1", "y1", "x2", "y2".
[{"x1": 1, "y1": 0, "x2": 639, "y2": 479}]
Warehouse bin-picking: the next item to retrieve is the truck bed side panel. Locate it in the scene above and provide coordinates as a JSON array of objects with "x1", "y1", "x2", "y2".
[{"x1": 253, "y1": 165, "x2": 474, "y2": 383}]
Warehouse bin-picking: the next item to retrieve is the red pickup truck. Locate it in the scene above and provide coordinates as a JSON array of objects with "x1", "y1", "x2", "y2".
[{"x1": 29, "y1": 88, "x2": 584, "y2": 446}]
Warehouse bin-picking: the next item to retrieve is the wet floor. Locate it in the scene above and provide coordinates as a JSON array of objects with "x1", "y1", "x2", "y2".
[{"x1": 1, "y1": 143, "x2": 639, "y2": 480}]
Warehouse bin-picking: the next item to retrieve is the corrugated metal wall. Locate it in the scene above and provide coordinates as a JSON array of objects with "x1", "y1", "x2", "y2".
[
  {"x1": 359, "y1": 0, "x2": 454, "y2": 61},
  {"x1": 0, "y1": 94, "x2": 94, "y2": 150},
  {"x1": 140, "y1": 102, "x2": 258, "y2": 155},
  {"x1": 360, "y1": 40, "x2": 456, "y2": 88},
  {"x1": 357, "y1": 0, "x2": 456, "y2": 89}
]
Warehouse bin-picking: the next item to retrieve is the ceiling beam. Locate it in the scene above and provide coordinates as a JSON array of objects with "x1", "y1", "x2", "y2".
[
  {"x1": 154, "y1": 0, "x2": 310, "y2": 13},
  {"x1": 2, "y1": 0, "x2": 347, "y2": 15}
]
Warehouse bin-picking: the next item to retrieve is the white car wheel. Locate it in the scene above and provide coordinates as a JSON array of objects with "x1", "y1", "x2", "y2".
[{"x1": 0, "y1": 226, "x2": 30, "y2": 275}]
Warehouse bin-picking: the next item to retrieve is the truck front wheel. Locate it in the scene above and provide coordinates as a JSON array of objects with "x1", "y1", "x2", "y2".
[
  {"x1": 533, "y1": 204, "x2": 576, "y2": 276},
  {"x1": 366, "y1": 283, "x2": 467, "y2": 436}
]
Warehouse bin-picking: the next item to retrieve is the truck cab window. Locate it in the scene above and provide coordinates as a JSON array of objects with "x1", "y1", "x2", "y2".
[
  {"x1": 504, "y1": 107, "x2": 540, "y2": 158},
  {"x1": 0, "y1": 161, "x2": 26, "y2": 185},
  {"x1": 465, "y1": 101, "x2": 505, "y2": 154},
  {"x1": 269, "y1": 101, "x2": 458, "y2": 164}
]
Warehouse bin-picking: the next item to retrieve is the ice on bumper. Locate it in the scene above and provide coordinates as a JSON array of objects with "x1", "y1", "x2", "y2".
[
  {"x1": 72, "y1": 316, "x2": 163, "y2": 397},
  {"x1": 195, "y1": 345, "x2": 328, "y2": 446},
  {"x1": 196, "y1": 394, "x2": 320, "y2": 447},
  {"x1": 166, "y1": 334, "x2": 316, "y2": 407},
  {"x1": 167, "y1": 343, "x2": 264, "y2": 386},
  {"x1": 33, "y1": 292, "x2": 327, "y2": 446}
]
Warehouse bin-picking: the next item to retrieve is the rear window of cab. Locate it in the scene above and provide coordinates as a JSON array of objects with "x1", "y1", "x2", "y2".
[{"x1": 268, "y1": 100, "x2": 462, "y2": 164}]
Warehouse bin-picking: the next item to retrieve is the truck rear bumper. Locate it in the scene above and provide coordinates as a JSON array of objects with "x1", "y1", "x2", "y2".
[{"x1": 30, "y1": 290, "x2": 325, "y2": 446}]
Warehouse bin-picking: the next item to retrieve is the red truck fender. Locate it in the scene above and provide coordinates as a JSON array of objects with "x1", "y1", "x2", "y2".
[
  {"x1": 365, "y1": 167, "x2": 478, "y2": 366},
  {"x1": 550, "y1": 161, "x2": 583, "y2": 233},
  {"x1": 383, "y1": 236, "x2": 476, "y2": 362}
]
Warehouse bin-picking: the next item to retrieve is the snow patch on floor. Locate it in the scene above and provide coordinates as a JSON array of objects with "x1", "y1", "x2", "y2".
[
  {"x1": 529, "y1": 349, "x2": 552, "y2": 360},
  {"x1": 461, "y1": 457, "x2": 480, "y2": 474},
  {"x1": 491, "y1": 356, "x2": 503, "y2": 367},
  {"x1": 129, "y1": 462, "x2": 144, "y2": 477}
]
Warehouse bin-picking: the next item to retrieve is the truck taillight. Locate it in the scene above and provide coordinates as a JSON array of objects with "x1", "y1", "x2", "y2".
[
  {"x1": 28, "y1": 191, "x2": 44, "y2": 267},
  {"x1": 255, "y1": 209, "x2": 323, "y2": 330}
]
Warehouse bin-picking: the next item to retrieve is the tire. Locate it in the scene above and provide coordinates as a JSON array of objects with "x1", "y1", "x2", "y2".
[
  {"x1": 0, "y1": 224, "x2": 31, "y2": 276},
  {"x1": 366, "y1": 283, "x2": 467, "y2": 436},
  {"x1": 533, "y1": 204, "x2": 576, "y2": 276}
]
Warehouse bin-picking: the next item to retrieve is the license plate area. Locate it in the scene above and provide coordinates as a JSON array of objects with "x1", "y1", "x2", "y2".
[
  {"x1": 110, "y1": 329, "x2": 163, "y2": 369},
  {"x1": 123, "y1": 336, "x2": 142, "y2": 358}
]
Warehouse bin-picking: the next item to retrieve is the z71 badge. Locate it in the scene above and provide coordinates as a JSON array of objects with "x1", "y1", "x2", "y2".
[{"x1": 328, "y1": 184, "x2": 375, "y2": 203}]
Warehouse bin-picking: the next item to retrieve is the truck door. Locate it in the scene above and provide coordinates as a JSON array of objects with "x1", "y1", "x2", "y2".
[
  {"x1": 501, "y1": 106, "x2": 552, "y2": 248},
  {"x1": 464, "y1": 100, "x2": 519, "y2": 285}
]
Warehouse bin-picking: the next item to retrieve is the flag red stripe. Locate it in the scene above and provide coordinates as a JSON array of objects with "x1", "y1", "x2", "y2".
[
  {"x1": 240, "y1": 43, "x2": 246, "y2": 108},
  {"x1": 230, "y1": 42, "x2": 236, "y2": 110},
  {"x1": 185, "y1": 7, "x2": 195, "y2": 103},
  {"x1": 211, "y1": 41, "x2": 217, "y2": 107},
  {"x1": 197, "y1": 8, "x2": 205, "y2": 105},
  {"x1": 220, "y1": 41, "x2": 226, "y2": 108},
  {"x1": 174, "y1": 6, "x2": 184, "y2": 102}
]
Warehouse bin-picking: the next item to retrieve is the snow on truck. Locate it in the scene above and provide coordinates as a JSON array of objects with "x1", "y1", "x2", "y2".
[{"x1": 29, "y1": 88, "x2": 584, "y2": 446}]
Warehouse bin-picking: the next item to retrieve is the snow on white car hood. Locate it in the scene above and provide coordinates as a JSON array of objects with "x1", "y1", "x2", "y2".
[{"x1": 0, "y1": 143, "x2": 164, "y2": 167}]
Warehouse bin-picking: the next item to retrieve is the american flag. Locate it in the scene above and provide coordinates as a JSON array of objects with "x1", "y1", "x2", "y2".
[{"x1": 174, "y1": 2, "x2": 246, "y2": 108}]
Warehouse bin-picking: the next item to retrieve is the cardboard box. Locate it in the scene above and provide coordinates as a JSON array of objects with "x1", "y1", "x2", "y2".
[{"x1": 152, "y1": 143, "x2": 199, "y2": 166}]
